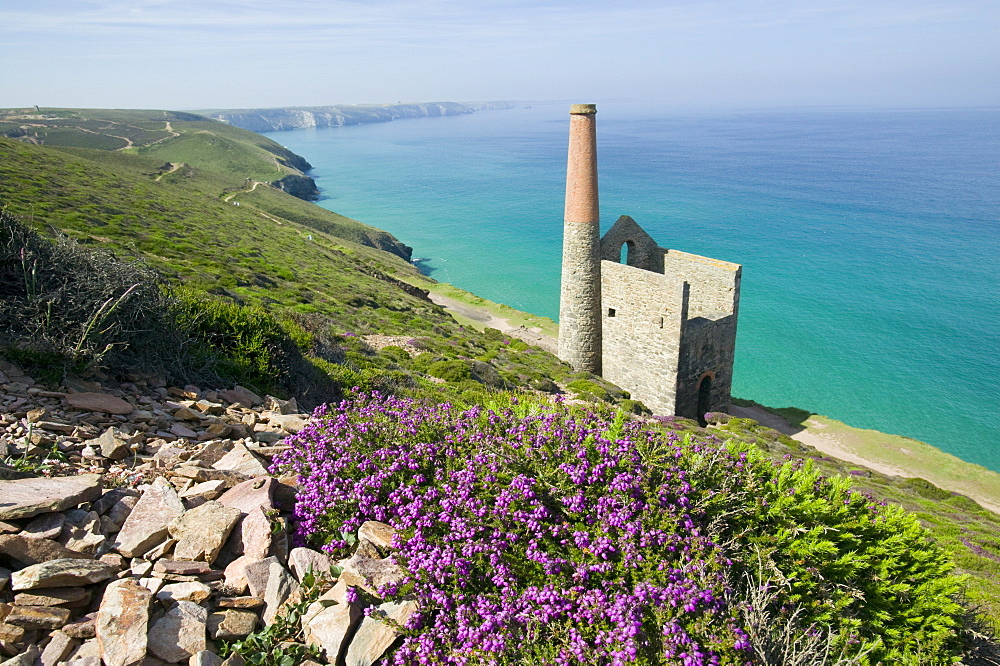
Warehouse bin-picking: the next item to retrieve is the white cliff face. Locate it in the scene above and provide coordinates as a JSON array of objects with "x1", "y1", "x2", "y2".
[{"x1": 209, "y1": 101, "x2": 512, "y2": 132}]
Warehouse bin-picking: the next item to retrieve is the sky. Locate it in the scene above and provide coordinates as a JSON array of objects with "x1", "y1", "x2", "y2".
[{"x1": 2, "y1": 0, "x2": 999, "y2": 111}]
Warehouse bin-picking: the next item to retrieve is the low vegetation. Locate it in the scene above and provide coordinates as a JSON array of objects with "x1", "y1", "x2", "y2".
[{"x1": 274, "y1": 392, "x2": 986, "y2": 664}]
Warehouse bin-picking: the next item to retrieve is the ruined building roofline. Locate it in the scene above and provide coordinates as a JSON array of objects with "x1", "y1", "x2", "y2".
[{"x1": 662, "y1": 248, "x2": 741, "y2": 272}]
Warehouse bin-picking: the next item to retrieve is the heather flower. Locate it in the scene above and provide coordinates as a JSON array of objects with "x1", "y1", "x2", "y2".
[{"x1": 274, "y1": 393, "x2": 964, "y2": 665}]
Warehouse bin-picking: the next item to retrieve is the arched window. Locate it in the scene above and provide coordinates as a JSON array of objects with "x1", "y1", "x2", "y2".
[{"x1": 619, "y1": 240, "x2": 635, "y2": 265}]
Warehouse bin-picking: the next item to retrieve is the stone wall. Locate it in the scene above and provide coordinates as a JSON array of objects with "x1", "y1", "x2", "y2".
[
  {"x1": 674, "y1": 314, "x2": 739, "y2": 420},
  {"x1": 661, "y1": 249, "x2": 740, "y2": 317},
  {"x1": 600, "y1": 261, "x2": 686, "y2": 414},
  {"x1": 595, "y1": 235, "x2": 740, "y2": 419},
  {"x1": 598, "y1": 216, "x2": 662, "y2": 272}
]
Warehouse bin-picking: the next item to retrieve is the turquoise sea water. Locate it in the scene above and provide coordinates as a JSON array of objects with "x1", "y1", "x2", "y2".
[{"x1": 264, "y1": 104, "x2": 1000, "y2": 471}]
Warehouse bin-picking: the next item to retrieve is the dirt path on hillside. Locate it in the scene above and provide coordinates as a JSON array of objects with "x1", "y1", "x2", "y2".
[
  {"x1": 729, "y1": 404, "x2": 912, "y2": 476},
  {"x1": 223, "y1": 180, "x2": 266, "y2": 202},
  {"x1": 155, "y1": 162, "x2": 183, "y2": 182},
  {"x1": 428, "y1": 292, "x2": 558, "y2": 354}
]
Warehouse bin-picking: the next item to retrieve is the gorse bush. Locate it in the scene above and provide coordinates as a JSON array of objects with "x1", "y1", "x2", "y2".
[
  {"x1": 171, "y1": 287, "x2": 307, "y2": 394},
  {"x1": 274, "y1": 394, "x2": 966, "y2": 665},
  {"x1": 0, "y1": 207, "x2": 171, "y2": 375},
  {"x1": 427, "y1": 359, "x2": 472, "y2": 382}
]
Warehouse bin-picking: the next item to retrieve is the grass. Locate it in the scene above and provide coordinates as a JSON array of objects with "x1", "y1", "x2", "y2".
[
  {"x1": 0, "y1": 107, "x2": 309, "y2": 185},
  {"x1": 733, "y1": 398, "x2": 1000, "y2": 515}
]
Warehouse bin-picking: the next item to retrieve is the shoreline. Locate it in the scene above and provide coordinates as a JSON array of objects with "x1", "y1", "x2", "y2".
[{"x1": 423, "y1": 281, "x2": 1000, "y2": 516}]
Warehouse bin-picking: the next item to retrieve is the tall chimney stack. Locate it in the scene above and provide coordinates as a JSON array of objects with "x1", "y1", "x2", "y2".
[{"x1": 558, "y1": 104, "x2": 602, "y2": 374}]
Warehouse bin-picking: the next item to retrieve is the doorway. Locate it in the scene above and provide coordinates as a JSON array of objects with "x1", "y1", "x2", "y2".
[{"x1": 696, "y1": 375, "x2": 712, "y2": 426}]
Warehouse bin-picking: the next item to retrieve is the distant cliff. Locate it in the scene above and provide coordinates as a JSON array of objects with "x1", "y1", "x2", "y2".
[{"x1": 201, "y1": 101, "x2": 513, "y2": 133}]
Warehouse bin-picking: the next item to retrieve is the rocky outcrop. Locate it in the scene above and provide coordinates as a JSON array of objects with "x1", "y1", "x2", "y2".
[
  {"x1": 0, "y1": 357, "x2": 418, "y2": 665},
  {"x1": 270, "y1": 174, "x2": 320, "y2": 201}
]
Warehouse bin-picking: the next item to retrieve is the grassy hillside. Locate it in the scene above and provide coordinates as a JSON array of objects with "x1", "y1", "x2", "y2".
[
  {"x1": 0, "y1": 107, "x2": 309, "y2": 177},
  {"x1": 0, "y1": 110, "x2": 623, "y2": 409}
]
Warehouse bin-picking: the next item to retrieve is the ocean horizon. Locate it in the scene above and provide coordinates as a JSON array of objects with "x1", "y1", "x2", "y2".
[{"x1": 263, "y1": 103, "x2": 1000, "y2": 472}]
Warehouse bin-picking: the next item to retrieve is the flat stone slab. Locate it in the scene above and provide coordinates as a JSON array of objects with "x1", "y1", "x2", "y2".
[
  {"x1": 0, "y1": 474, "x2": 103, "y2": 521},
  {"x1": 64, "y1": 392, "x2": 134, "y2": 415},
  {"x1": 169, "y1": 500, "x2": 241, "y2": 565},
  {"x1": 147, "y1": 600, "x2": 207, "y2": 663},
  {"x1": 113, "y1": 477, "x2": 184, "y2": 558},
  {"x1": 0, "y1": 534, "x2": 91, "y2": 566},
  {"x1": 11, "y1": 559, "x2": 116, "y2": 590},
  {"x1": 97, "y1": 579, "x2": 150, "y2": 666},
  {"x1": 345, "y1": 599, "x2": 418, "y2": 666}
]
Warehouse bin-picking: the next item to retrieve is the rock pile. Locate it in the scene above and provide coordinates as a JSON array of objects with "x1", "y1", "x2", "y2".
[{"x1": 0, "y1": 359, "x2": 415, "y2": 666}]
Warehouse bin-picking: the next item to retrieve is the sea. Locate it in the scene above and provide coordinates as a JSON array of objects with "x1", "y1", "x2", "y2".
[{"x1": 263, "y1": 103, "x2": 1000, "y2": 472}]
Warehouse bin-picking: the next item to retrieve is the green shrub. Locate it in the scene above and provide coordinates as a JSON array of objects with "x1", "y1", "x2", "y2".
[
  {"x1": 378, "y1": 345, "x2": 411, "y2": 364},
  {"x1": 567, "y1": 378, "x2": 609, "y2": 402},
  {"x1": 427, "y1": 359, "x2": 471, "y2": 383},
  {"x1": 713, "y1": 447, "x2": 965, "y2": 662},
  {"x1": 171, "y1": 288, "x2": 294, "y2": 393}
]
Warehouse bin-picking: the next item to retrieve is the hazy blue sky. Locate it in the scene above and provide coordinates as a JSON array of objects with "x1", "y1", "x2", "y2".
[{"x1": 2, "y1": 0, "x2": 998, "y2": 110}]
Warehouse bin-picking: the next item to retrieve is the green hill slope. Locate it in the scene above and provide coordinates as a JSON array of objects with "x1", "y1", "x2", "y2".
[
  {"x1": 0, "y1": 116, "x2": 614, "y2": 410},
  {"x1": 0, "y1": 137, "x2": 424, "y2": 332}
]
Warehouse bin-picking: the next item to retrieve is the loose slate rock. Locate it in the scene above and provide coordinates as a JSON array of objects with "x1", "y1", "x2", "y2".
[
  {"x1": 288, "y1": 547, "x2": 334, "y2": 582},
  {"x1": 168, "y1": 500, "x2": 241, "y2": 564},
  {"x1": 97, "y1": 579, "x2": 151, "y2": 666},
  {"x1": 90, "y1": 427, "x2": 131, "y2": 461},
  {"x1": 3, "y1": 604, "x2": 71, "y2": 629},
  {"x1": 0, "y1": 474, "x2": 102, "y2": 521},
  {"x1": 358, "y1": 521, "x2": 397, "y2": 551},
  {"x1": 147, "y1": 600, "x2": 207, "y2": 663},
  {"x1": 212, "y1": 442, "x2": 269, "y2": 477},
  {"x1": 0, "y1": 534, "x2": 91, "y2": 566},
  {"x1": 262, "y1": 561, "x2": 298, "y2": 626},
  {"x1": 0, "y1": 644, "x2": 39, "y2": 666},
  {"x1": 218, "y1": 477, "x2": 277, "y2": 515},
  {"x1": 345, "y1": 599, "x2": 419, "y2": 666},
  {"x1": 219, "y1": 505, "x2": 272, "y2": 568},
  {"x1": 64, "y1": 392, "x2": 134, "y2": 415},
  {"x1": 190, "y1": 651, "x2": 224, "y2": 666},
  {"x1": 216, "y1": 596, "x2": 265, "y2": 610},
  {"x1": 62, "y1": 612, "x2": 97, "y2": 639},
  {"x1": 59, "y1": 510, "x2": 104, "y2": 555},
  {"x1": 39, "y1": 629, "x2": 78, "y2": 666},
  {"x1": 14, "y1": 586, "x2": 90, "y2": 607},
  {"x1": 113, "y1": 477, "x2": 184, "y2": 558},
  {"x1": 304, "y1": 585, "x2": 366, "y2": 664},
  {"x1": 155, "y1": 581, "x2": 212, "y2": 604},
  {"x1": 11, "y1": 559, "x2": 116, "y2": 591},
  {"x1": 153, "y1": 560, "x2": 216, "y2": 576},
  {"x1": 207, "y1": 609, "x2": 258, "y2": 640},
  {"x1": 22, "y1": 512, "x2": 65, "y2": 540}
]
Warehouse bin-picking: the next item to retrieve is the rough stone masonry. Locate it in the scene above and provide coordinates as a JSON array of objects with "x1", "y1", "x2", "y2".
[{"x1": 557, "y1": 105, "x2": 742, "y2": 423}]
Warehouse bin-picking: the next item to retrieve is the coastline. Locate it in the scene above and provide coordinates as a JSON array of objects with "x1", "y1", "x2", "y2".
[{"x1": 422, "y1": 279, "x2": 1000, "y2": 516}]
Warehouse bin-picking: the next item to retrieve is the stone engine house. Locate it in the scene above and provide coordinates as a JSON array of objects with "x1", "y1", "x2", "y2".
[{"x1": 557, "y1": 105, "x2": 742, "y2": 421}]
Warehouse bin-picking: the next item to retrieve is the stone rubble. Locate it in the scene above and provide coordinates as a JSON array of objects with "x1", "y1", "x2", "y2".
[{"x1": 0, "y1": 358, "x2": 416, "y2": 665}]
